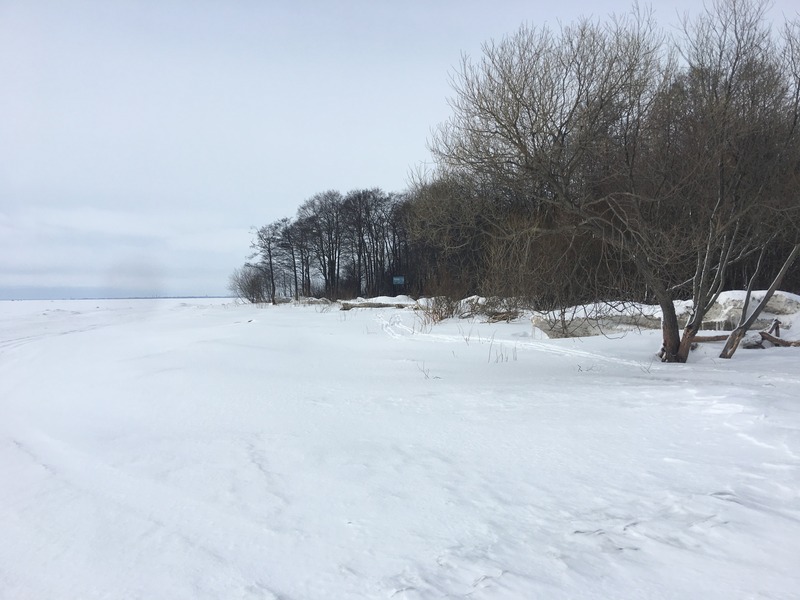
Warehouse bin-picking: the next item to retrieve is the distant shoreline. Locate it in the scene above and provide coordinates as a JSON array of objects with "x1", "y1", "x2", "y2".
[{"x1": 0, "y1": 296, "x2": 235, "y2": 302}]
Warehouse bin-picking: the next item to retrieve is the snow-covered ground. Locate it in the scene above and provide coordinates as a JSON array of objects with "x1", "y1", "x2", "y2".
[{"x1": 1, "y1": 298, "x2": 799, "y2": 599}]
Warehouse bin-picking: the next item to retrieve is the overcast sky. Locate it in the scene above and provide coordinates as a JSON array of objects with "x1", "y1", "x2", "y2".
[{"x1": 1, "y1": 0, "x2": 797, "y2": 299}]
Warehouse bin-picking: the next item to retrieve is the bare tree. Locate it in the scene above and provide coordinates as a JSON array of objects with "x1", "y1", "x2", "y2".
[
  {"x1": 341, "y1": 188, "x2": 397, "y2": 297},
  {"x1": 298, "y1": 191, "x2": 346, "y2": 299},
  {"x1": 250, "y1": 222, "x2": 284, "y2": 304},
  {"x1": 665, "y1": 0, "x2": 800, "y2": 359},
  {"x1": 228, "y1": 265, "x2": 270, "y2": 304},
  {"x1": 429, "y1": 0, "x2": 800, "y2": 362},
  {"x1": 406, "y1": 172, "x2": 492, "y2": 298}
]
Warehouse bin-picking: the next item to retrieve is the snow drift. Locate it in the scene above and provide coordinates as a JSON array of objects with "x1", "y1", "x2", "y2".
[{"x1": 1, "y1": 297, "x2": 798, "y2": 599}]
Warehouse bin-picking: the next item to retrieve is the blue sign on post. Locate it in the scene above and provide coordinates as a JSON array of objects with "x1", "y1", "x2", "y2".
[{"x1": 392, "y1": 276, "x2": 405, "y2": 285}]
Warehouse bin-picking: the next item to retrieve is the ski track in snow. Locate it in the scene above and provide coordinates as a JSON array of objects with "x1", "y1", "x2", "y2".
[{"x1": 1, "y1": 298, "x2": 799, "y2": 599}]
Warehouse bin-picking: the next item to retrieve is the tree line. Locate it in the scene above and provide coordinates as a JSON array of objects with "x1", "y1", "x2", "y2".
[
  {"x1": 233, "y1": 0, "x2": 800, "y2": 363},
  {"x1": 231, "y1": 189, "x2": 419, "y2": 303}
]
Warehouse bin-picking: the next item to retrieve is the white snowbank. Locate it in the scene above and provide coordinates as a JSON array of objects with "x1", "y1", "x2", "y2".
[
  {"x1": 679, "y1": 290, "x2": 800, "y2": 333},
  {"x1": 348, "y1": 295, "x2": 417, "y2": 305}
]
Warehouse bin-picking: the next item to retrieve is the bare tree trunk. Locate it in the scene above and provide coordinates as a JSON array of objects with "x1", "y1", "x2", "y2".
[
  {"x1": 676, "y1": 324, "x2": 699, "y2": 363},
  {"x1": 720, "y1": 243, "x2": 800, "y2": 358},
  {"x1": 759, "y1": 331, "x2": 800, "y2": 347},
  {"x1": 660, "y1": 300, "x2": 683, "y2": 362},
  {"x1": 720, "y1": 246, "x2": 767, "y2": 357}
]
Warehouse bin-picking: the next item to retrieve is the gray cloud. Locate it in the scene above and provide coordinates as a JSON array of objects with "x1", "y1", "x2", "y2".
[{"x1": 2, "y1": 0, "x2": 796, "y2": 298}]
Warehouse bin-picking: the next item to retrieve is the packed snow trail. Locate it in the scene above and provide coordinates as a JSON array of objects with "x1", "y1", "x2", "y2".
[{"x1": 1, "y1": 299, "x2": 799, "y2": 599}]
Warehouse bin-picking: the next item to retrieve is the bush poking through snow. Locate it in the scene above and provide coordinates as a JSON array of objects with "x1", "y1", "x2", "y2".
[{"x1": 415, "y1": 296, "x2": 461, "y2": 324}]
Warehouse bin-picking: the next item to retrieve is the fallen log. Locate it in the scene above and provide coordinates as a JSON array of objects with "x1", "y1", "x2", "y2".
[
  {"x1": 485, "y1": 311, "x2": 521, "y2": 323},
  {"x1": 758, "y1": 331, "x2": 800, "y2": 347},
  {"x1": 693, "y1": 334, "x2": 730, "y2": 343},
  {"x1": 340, "y1": 302, "x2": 410, "y2": 311}
]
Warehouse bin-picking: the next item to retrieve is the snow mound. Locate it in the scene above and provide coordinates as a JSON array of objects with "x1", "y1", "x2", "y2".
[
  {"x1": 694, "y1": 290, "x2": 799, "y2": 331},
  {"x1": 714, "y1": 290, "x2": 800, "y2": 315}
]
